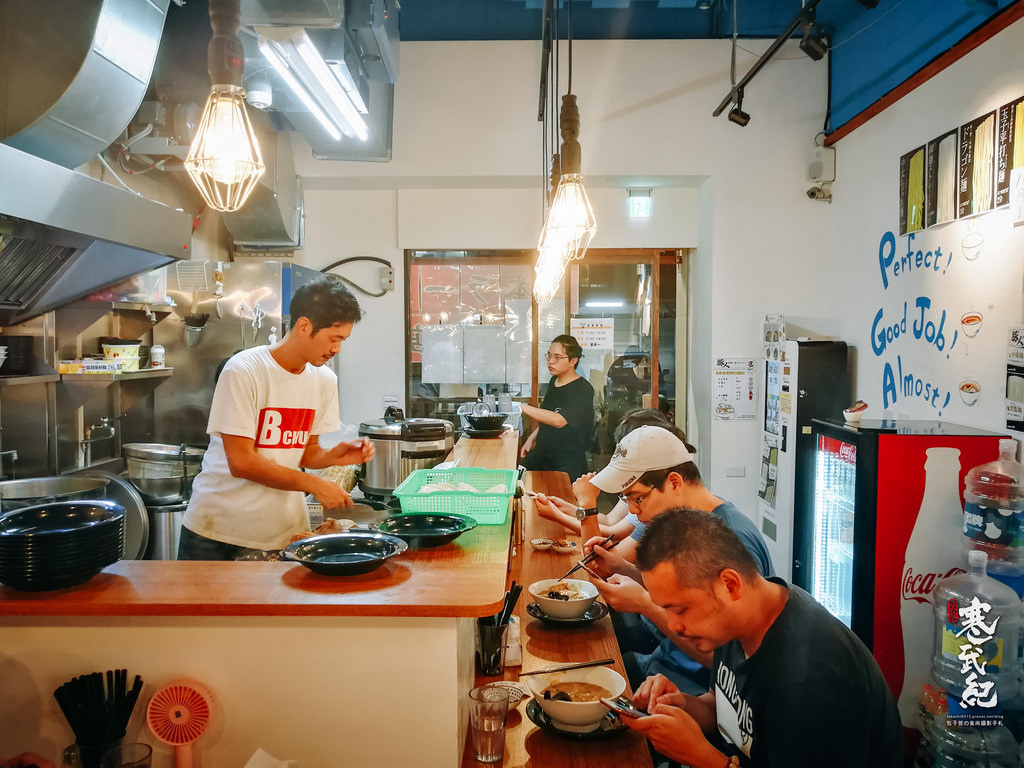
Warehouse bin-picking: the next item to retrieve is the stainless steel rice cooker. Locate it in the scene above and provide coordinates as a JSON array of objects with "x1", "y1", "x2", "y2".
[{"x1": 358, "y1": 406, "x2": 453, "y2": 497}]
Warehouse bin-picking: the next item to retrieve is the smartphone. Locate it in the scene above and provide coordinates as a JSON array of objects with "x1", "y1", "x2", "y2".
[{"x1": 601, "y1": 695, "x2": 650, "y2": 718}]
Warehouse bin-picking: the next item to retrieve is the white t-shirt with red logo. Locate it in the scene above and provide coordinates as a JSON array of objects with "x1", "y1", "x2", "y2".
[{"x1": 183, "y1": 345, "x2": 341, "y2": 550}]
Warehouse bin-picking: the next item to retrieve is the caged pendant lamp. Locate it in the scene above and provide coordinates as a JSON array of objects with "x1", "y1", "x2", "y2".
[
  {"x1": 535, "y1": 0, "x2": 596, "y2": 303},
  {"x1": 185, "y1": 0, "x2": 265, "y2": 213}
]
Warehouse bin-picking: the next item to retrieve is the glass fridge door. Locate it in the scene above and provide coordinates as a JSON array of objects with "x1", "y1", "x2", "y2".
[{"x1": 811, "y1": 433, "x2": 857, "y2": 626}]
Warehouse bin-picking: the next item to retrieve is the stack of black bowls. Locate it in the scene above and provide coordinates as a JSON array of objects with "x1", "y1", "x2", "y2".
[{"x1": 0, "y1": 500, "x2": 125, "y2": 591}]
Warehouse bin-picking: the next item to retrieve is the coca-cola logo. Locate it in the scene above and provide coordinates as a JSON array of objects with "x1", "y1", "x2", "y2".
[
  {"x1": 839, "y1": 443, "x2": 856, "y2": 463},
  {"x1": 902, "y1": 566, "x2": 965, "y2": 604}
]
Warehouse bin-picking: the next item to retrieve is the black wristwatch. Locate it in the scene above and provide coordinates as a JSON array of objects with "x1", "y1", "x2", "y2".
[{"x1": 575, "y1": 506, "x2": 599, "y2": 521}]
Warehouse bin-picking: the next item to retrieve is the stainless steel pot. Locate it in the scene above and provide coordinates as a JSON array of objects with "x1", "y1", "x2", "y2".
[
  {"x1": 123, "y1": 443, "x2": 205, "y2": 505},
  {"x1": 0, "y1": 476, "x2": 108, "y2": 512},
  {"x1": 358, "y1": 407, "x2": 453, "y2": 497}
]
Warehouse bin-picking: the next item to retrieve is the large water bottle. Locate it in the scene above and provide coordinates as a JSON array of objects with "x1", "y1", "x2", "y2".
[
  {"x1": 963, "y1": 438, "x2": 1024, "y2": 596},
  {"x1": 932, "y1": 550, "x2": 1022, "y2": 710},
  {"x1": 928, "y1": 715, "x2": 1018, "y2": 768}
]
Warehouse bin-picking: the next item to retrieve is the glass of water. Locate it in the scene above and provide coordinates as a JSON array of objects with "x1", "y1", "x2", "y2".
[{"x1": 469, "y1": 684, "x2": 510, "y2": 763}]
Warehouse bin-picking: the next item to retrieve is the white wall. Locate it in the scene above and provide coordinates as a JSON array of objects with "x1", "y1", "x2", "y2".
[
  {"x1": 827, "y1": 17, "x2": 1024, "y2": 433},
  {"x1": 292, "y1": 39, "x2": 832, "y2": 510}
]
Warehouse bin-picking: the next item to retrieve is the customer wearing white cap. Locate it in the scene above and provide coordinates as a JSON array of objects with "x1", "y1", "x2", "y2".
[{"x1": 578, "y1": 425, "x2": 774, "y2": 696}]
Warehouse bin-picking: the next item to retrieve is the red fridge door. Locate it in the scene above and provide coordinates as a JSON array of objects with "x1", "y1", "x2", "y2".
[{"x1": 873, "y1": 432, "x2": 1005, "y2": 727}]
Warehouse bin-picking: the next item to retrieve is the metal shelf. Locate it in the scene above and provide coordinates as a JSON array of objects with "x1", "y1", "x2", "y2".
[
  {"x1": 0, "y1": 373, "x2": 61, "y2": 388},
  {"x1": 60, "y1": 367, "x2": 174, "y2": 384}
]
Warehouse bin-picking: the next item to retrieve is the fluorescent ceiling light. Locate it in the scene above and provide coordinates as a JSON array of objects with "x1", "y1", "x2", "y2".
[
  {"x1": 256, "y1": 27, "x2": 368, "y2": 142},
  {"x1": 585, "y1": 301, "x2": 624, "y2": 308}
]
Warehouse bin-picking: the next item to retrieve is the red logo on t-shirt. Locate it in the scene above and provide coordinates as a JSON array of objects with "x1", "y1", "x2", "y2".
[{"x1": 256, "y1": 408, "x2": 315, "y2": 449}]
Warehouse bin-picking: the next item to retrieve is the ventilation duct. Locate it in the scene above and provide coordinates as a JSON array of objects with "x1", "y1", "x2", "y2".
[
  {"x1": 0, "y1": 0, "x2": 171, "y2": 169},
  {"x1": 0, "y1": 143, "x2": 192, "y2": 326}
]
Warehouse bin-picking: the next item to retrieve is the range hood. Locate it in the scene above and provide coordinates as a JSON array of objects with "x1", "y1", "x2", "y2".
[{"x1": 0, "y1": 142, "x2": 192, "y2": 326}]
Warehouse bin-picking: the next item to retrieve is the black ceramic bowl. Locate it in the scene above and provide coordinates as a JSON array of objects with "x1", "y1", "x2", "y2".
[
  {"x1": 466, "y1": 414, "x2": 506, "y2": 431},
  {"x1": 282, "y1": 531, "x2": 408, "y2": 576},
  {"x1": 373, "y1": 514, "x2": 477, "y2": 548}
]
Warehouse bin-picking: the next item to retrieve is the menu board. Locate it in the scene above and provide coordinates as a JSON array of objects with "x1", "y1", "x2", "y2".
[
  {"x1": 958, "y1": 111, "x2": 996, "y2": 219},
  {"x1": 712, "y1": 356, "x2": 757, "y2": 421},
  {"x1": 899, "y1": 145, "x2": 926, "y2": 236}
]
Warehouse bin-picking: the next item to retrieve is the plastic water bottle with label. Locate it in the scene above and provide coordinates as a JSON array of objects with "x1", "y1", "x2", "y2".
[
  {"x1": 931, "y1": 550, "x2": 1022, "y2": 713},
  {"x1": 962, "y1": 438, "x2": 1024, "y2": 596},
  {"x1": 928, "y1": 550, "x2": 1021, "y2": 767}
]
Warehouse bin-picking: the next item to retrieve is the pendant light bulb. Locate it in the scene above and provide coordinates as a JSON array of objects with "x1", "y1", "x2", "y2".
[{"x1": 185, "y1": 0, "x2": 265, "y2": 213}]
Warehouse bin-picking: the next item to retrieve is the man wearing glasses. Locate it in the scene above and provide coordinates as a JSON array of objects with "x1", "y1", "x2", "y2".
[{"x1": 578, "y1": 425, "x2": 773, "y2": 695}]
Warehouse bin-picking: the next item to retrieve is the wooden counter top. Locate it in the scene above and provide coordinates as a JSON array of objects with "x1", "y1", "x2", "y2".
[
  {"x1": 0, "y1": 433, "x2": 522, "y2": 619},
  {"x1": 462, "y1": 469, "x2": 654, "y2": 768}
]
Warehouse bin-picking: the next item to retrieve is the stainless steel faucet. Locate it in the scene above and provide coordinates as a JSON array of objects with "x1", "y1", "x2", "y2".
[{"x1": 82, "y1": 418, "x2": 117, "y2": 466}]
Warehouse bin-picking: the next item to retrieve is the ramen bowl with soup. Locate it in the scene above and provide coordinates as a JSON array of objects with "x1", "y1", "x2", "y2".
[
  {"x1": 524, "y1": 666, "x2": 627, "y2": 727},
  {"x1": 528, "y1": 578, "x2": 600, "y2": 619}
]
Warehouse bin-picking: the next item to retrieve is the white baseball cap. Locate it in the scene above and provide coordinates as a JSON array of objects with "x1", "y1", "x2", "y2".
[{"x1": 590, "y1": 425, "x2": 695, "y2": 494}]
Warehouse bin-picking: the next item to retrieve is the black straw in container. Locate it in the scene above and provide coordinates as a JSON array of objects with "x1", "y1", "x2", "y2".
[{"x1": 53, "y1": 669, "x2": 143, "y2": 768}]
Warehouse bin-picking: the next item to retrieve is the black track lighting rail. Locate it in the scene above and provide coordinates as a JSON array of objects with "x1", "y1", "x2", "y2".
[{"x1": 712, "y1": 0, "x2": 824, "y2": 120}]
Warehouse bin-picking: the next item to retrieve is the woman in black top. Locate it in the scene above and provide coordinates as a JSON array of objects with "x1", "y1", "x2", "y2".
[{"x1": 519, "y1": 334, "x2": 595, "y2": 481}]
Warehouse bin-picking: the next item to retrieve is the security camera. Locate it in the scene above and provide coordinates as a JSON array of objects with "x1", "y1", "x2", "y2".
[{"x1": 806, "y1": 184, "x2": 832, "y2": 203}]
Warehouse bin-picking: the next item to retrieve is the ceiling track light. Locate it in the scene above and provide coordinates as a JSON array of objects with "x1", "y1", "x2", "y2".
[
  {"x1": 799, "y1": 9, "x2": 830, "y2": 61},
  {"x1": 184, "y1": 0, "x2": 265, "y2": 213},
  {"x1": 728, "y1": 90, "x2": 750, "y2": 126}
]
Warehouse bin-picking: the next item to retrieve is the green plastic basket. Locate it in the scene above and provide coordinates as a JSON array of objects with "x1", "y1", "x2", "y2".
[{"x1": 393, "y1": 468, "x2": 517, "y2": 525}]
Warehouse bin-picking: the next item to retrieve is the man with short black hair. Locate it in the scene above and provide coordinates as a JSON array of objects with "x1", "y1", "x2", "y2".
[
  {"x1": 179, "y1": 279, "x2": 373, "y2": 560},
  {"x1": 625, "y1": 507, "x2": 901, "y2": 768}
]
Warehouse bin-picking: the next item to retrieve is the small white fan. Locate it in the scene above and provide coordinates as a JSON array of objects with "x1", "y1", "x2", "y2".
[{"x1": 146, "y1": 679, "x2": 213, "y2": 768}]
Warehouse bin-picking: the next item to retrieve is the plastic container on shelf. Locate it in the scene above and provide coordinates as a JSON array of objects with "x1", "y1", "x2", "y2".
[
  {"x1": 932, "y1": 550, "x2": 1022, "y2": 709},
  {"x1": 963, "y1": 438, "x2": 1024, "y2": 596}
]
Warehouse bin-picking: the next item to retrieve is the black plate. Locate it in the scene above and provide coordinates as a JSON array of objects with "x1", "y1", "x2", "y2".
[
  {"x1": 283, "y1": 531, "x2": 408, "y2": 576},
  {"x1": 0, "y1": 568, "x2": 104, "y2": 592},
  {"x1": 463, "y1": 427, "x2": 507, "y2": 439},
  {"x1": 524, "y1": 699, "x2": 627, "y2": 740},
  {"x1": 526, "y1": 601, "x2": 610, "y2": 627},
  {"x1": 0, "y1": 500, "x2": 124, "y2": 536},
  {"x1": 373, "y1": 513, "x2": 477, "y2": 548}
]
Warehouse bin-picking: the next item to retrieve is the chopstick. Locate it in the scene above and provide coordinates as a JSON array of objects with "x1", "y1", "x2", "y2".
[
  {"x1": 519, "y1": 658, "x2": 616, "y2": 677},
  {"x1": 557, "y1": 535, "x2": 617, "y2": 581},
  {"x1": 576, "y1": 560, "x2": 607, "y2": 582}
]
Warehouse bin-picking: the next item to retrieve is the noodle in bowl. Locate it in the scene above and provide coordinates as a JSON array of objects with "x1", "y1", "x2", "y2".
[{"x1": 524, "y1": 666, "x2": 627, "y2": 727}]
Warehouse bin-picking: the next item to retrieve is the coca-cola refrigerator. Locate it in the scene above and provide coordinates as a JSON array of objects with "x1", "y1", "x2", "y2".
[{"x1": 807, "y1": 418, "x2": 1006, "y2": 732}]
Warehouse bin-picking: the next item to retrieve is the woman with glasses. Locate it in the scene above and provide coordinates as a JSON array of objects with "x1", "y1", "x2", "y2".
[{"x1": 519, "y1": 334, "x2": 595, "y2": 482}]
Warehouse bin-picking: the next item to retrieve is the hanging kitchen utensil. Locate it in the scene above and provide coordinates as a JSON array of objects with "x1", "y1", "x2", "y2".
[{"x1": 146, "y1": 679, "x2": 213, "y2": 768}]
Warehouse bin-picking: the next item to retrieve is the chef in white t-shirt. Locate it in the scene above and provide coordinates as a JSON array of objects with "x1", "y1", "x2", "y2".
[{"x1": 179, "y1": 279, "x2": 373, "y2": 560}]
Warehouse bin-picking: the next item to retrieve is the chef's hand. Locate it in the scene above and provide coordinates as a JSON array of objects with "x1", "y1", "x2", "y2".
[
  {"x1": 571, "y1": 472, "x2": 601, "y2": 509},
  {"x1": 311, "y1": 477, "x2": 354, "y2": 509},
  {"x1": 327, "y1": 438, "x2": 375, "y2": 466},
  {"x1": 519, "y1": 433, "x2": 537, "y2": 458},
  {"x1": 1, "y1": 752, "x2": 55, "y2": 768},
  {"x1": 592, "y1": 573, "x2": 654, "y2": 614}
]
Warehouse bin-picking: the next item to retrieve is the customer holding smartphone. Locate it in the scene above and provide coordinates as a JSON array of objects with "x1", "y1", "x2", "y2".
[{"x1": 623, "y1": 508, "x2": 901, "y2": 768}]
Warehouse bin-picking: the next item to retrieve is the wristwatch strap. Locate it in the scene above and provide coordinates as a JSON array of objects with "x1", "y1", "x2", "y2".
[{"x1": 575, "y1": 506, "x2": 599, "y2": 520}]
